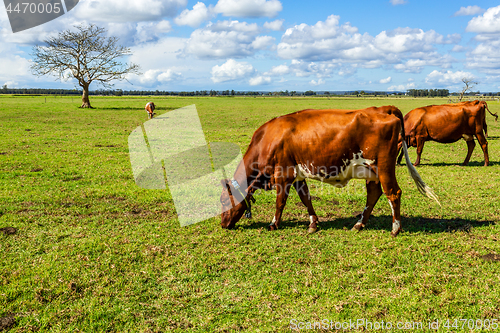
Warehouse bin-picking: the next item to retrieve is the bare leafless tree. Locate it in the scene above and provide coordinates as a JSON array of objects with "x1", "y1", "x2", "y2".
[
  {"x1": 31, "y1": 24, "x2": 141, "y2": 108},
  {"x1": 458, "y1": 78, "x2": 478, "y2": 102}
]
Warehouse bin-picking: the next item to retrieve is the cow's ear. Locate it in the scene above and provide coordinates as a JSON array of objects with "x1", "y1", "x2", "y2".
[{"x1": 221, "y1": 179, "x2": 232, "y2": 194}]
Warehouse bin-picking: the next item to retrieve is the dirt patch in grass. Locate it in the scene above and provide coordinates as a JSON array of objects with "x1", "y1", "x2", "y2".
[
  {"x1": 0, "y1": 227, "x2": 17, "y2": 235},
  {"x1": 104, "y1": 195, "x2": 127, "y2": 201},
  {"x1": 62, "y1": 176, "x2": 83, "y2": 182},
  {"x1": 295, "y1": 196, "x2": 321, "y2": 207},
  {"x1": 95, "y1": 144, "x2": 119, "y2": 148},
  {"x1": 0, "y1": 315, "x2": 16, "y2": 331},
  {"x1": 481, "y1": 253, "x2": 500, "y2": 262}
]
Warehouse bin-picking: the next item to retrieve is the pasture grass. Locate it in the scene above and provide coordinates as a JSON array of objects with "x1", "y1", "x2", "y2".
[{"x1": 1, "y1": 95, "x2": 500, "y2": 332}]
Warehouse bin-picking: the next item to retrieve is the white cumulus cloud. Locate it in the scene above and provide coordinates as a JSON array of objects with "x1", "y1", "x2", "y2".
[
  {"x1": 214, "y1": 0, "x2": 282, "y2": 18},
  {"x1": 466, "y1": 40, "x2": 500, "y2": 74},
  {"x1": 174, "y1": 2, "x2": 214, "y2": 28},
  {"x1": 374, "y1": 28, "x2": 448, "y2": 53},
  {"x1": 264, "y1": 19, "x2": 284, "y2": 31},
  {"x1": 287, "y1": 60, "x2": 337, "y2": 78},
  {"x1": 0, "y1": 55, "x2": 31, "y2": 84},
  {"x1": 211, "y1": 59, "x2": 255, "y2": 83},
  {"x1": 394, "y1": 53, "x2": 455, "y2": 73},
  {"x1": 183, "y1": 20, "x2": 273, "y2": 59},
  {"x1": 134, "y1": 20, "x2": 172, "y2": 43},
  {"x1": 249, "y1": 76, "x2": 271, "y2": 85},
  {"x1": 466, "y1": 5, "x2": 500, "y2": 33},
  {"x1": 74, "y1": 0, "x2": 188, "y2": 23},
  {"x1": 310, "y1": 79, "x2": 325, "y2": 86},
  {"x1": 454, "y1": 6, "x2": 485, "y2": 17},
  {"x1": 265, "y1": 64, "x2": 290, "y2": 76},
  {"x1": 380, "y1": 77, "x2": 392, "y2": 84},
  {"x1": 139, "y1": 69, "x2": 161, "y2": 84},
  {"x1": 158, "y1": 69, "x2": 182, "y2": 82},
  {"x1": 277, "y1": 15, "x2": 453, "y2": 70},
  {"x1": 251, "y1": 36, "x2": 276, "y2": 50},
  {"x1": 425, "y1": 70, "x2": 474, "y2": 84},
  {"x1": 277, "y1": 15, "x2": 368, "y2": 61}
]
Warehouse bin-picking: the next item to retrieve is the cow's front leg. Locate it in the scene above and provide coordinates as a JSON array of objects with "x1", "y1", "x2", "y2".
[
  {"x1": 414, "y1": 136, "x2": 425, "y2": 166},
  {"x1": 377, "y1": 172, "x2": 403, "y2": 237},
  {"x1": 475, "y1": 132, "x2": 489, "y2": 166},
  {"x1": 462, "y1": 137, "x2": 475, "y2": 166},
  {"x1": 385, "y1": 188, "x2": 402, "y2": 237},
  {"x1": 352, "y1": 180, "x2": 383, "y2": 232},
  {"x1": 268, "y1": 180, "x2": 292, "y2": 231},
  {"x1": 293, "y1": 180, "x2": 319, "y2": 233}
]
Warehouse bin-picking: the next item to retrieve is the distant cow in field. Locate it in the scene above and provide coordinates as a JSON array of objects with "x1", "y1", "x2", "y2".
[
  {"x1": 220, "y1": 106, "x2": 439, "y2": 237},
  {"x1": 145, "y1": 102, "x2": 156, "y2": 119},
  {"x1": 397, "y1": 100, "x2": 498, "y2": 166}
]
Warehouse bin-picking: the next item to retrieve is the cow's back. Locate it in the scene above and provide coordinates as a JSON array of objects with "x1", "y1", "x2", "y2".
[
  {"x1": 246, "y1": 108, "x2": 401, "y2": 172},
  {"x1": 405, "y1": 104, "x2": 477, "y2": 143}
]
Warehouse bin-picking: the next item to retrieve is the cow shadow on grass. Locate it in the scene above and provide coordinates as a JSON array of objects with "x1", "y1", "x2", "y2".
[
  {"x1": 238, "y1": 215, "x2": 494, "y2": 235},
  {"x1": 398, "y1": 161, "x2": 500, "y2": 167},
  {"x1": 96, "y1": 106, "x2": 179, "y2": 111}
]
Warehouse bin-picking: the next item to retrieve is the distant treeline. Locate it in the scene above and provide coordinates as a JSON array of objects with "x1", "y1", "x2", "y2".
[
  {"x1": 0, "y1": 87, "x2": 416, "y2": 97},
  {"x1": 0, "y1": 87, "x2": 263, "y2": 96},
  {"x1": 3, "y1": 86, "x2": 500, "y2": 97},
  {"x1": 0, "y1": 87, "x2": 82, "y2": 95},
  {"x1": 407, "y1": 89, "x2": 450, "y2": 97}
]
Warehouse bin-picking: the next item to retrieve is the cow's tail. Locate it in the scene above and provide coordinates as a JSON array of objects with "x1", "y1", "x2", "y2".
[
  {"x1": 392, "y1": 108, "x2": 440, "y2": 206},
  {"x1": 486, "y1": 104, "x2": 498, "y2": 121},
  {"x1": 401, "y1": 140, "x2": 440, "y2": 206}
]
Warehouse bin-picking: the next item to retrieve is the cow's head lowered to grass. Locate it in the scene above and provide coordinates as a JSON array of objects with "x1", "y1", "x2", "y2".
[{"x1": 220, "y1": 179, "x2": 249, "y2": 229}]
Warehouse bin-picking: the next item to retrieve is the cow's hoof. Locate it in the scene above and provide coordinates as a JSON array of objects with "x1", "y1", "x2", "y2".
[
  {"x1": 351, "y1": 223, "x2": 364, "y2": 232},
  {"x1": 307, "y1": 226, "x2": 317, "y2": 234},
  {"x1": 267, "y1": 224, "x2": 277, "y2": 231},
  {"x1": 391, "y1": 230, "x2": 401, "y2": 237}
]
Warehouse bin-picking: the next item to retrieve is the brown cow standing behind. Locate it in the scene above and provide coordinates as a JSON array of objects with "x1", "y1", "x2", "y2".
[
  {"x1": 145, "y1": 102, "x2": 156, "y2": 119},
  {"x1": 220, "y1": 106, "x2": 439, "y2": 237},
  {"x1": 397, "y1": 100, "x2": 498, "y2": 166}
]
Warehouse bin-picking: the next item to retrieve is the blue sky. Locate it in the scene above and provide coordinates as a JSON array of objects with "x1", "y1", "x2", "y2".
[{"x1": 2, "y1": 0, "x2": 500, "y2": 92}]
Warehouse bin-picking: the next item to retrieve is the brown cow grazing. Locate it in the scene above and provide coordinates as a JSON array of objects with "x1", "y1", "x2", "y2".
[
  {"x1": 220, "y1": 106, "x2": 439, "y2": 237},
  {"x1": 397, "y1": 100, "x2": 498, "y2": 166},
  {"x1": 145, "y1": 102, "x2": 156, "y2": 119}
]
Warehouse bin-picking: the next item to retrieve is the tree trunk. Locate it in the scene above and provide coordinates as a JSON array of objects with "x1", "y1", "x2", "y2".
[{"x1": 81, "y1": 84, "x2": 92, "y2": 108}]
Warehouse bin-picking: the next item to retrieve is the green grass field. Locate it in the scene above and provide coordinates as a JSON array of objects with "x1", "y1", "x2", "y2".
[{"x1": 1, "y1": 95, "x2": 500, "y2": 332}]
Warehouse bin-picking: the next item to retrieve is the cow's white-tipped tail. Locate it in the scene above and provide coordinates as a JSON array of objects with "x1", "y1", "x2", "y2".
[{"x1": 402, "y1": 141, "x2": 441, "y2": 206}]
